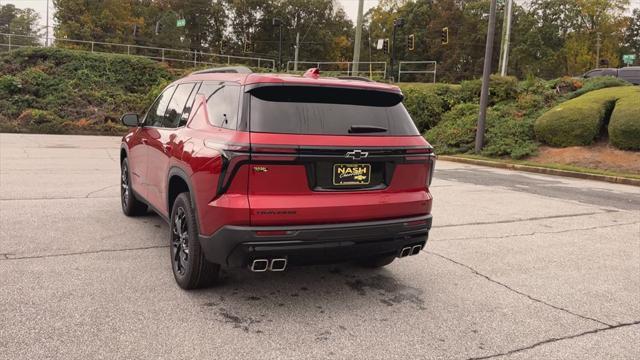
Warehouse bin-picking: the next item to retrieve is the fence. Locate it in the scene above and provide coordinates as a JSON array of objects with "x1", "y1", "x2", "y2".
[
  {"x1": 398, "y1": 61, "x2": 437, "y2": 83},
  {"x1": 286, "y1": 61, "x2": 387, "y2": 79},
  {"x1": 0, "y1": 33, "x2": 276, "y2": 71}
]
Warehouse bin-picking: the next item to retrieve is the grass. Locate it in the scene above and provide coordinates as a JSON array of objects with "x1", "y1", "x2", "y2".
[{"x1": 449, "y1": 154, "x2": 640, "y2": 180}]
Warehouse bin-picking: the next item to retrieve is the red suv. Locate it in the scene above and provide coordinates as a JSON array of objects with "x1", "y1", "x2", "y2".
[{"x1": 120, "y1": 67, "x2": 435, "y2": 289}]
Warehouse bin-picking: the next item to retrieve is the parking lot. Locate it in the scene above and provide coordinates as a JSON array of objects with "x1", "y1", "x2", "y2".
[{"x1": 1, "y1": 133, "x2": 638, "y2": 359}]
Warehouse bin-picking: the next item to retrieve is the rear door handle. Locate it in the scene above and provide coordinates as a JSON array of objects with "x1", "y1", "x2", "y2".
[
  {"x1": 164, "y1": 144, "x2": 173, "y2": 153},
  {"x1": 141, "y1": 139, "x2": 148, "y2": 145}
]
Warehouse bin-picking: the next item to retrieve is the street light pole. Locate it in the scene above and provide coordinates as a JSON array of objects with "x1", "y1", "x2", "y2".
[
  {"x1": 475, "y1": 0, "x2": 498, "y2": 154},
  {"x1": 273, "y1": 18, "x2": 283, "y2": 71},
  {"x1": 390, "y1": 18, "x2": 405, "y2": 82},
  {"x1": 45, "y1": 0, "x2": 49, "y2": 47},
  {"x1": 352, "y1": 0, "x2": 364, "y2": 76}
]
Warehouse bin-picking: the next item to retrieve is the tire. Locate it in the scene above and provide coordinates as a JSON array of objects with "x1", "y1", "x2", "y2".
[
  {"x1": 170, "y1": 192, "x2": 220, "y2": 289},
  {"x1": 121, "y1": 158, "x2": 148, "y2": 216},
  {"x1": 356, "y1": 254, "x2": 396, "y2": 268}
]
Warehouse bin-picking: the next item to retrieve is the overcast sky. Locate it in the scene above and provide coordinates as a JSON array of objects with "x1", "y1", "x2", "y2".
[{"x1": 3, "y1": 0, "x2": 639, "y2": 37}]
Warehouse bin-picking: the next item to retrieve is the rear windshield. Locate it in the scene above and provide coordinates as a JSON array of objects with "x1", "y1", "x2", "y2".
[{"x1": 248, "y1": 86, "x2": 419, "y2": 136}]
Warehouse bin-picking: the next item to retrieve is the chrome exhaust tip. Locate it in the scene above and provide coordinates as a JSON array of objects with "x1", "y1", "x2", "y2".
[
  {"x1": 269, "y1": 258, "x2": 287, "y2": 272},
  {"x1": 250, "y1": 259, "x2": 269, "y2": 272},
  {"x1": 410, "y1": 245, "x2": 422, "y2": 256},
  {"x1": 399, "y1": 247, "x2": 411, "y2": 258}
]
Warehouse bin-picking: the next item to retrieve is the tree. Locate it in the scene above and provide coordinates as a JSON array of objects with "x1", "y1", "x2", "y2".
[
  {"x1": 0, "y1": 4, "x2": 41, "y2": 46},
  {"x1": 623, "y1": 9, "x2": 640, "y2": 63}
]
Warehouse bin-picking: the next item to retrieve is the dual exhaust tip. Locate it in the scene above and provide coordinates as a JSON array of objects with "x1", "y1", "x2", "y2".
[
  {"x1": 399, "y1": 245, "x2": 422, "y2": 258},
  {"x1": 250, "y1": 258, "x2": 287, "y2": 272}
]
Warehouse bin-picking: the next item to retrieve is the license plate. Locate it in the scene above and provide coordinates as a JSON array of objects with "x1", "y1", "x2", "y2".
[{"x1": 333, "y1": 163, "x2": 371, "y2": 186}]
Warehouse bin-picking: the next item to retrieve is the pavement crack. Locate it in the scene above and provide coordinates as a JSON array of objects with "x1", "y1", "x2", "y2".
[
  {"x1": 0, "y1": 245, "x2": 169, "y2": 261},
  {"x1": 466, "y1": 320, "x2": 640, "y2": 360},
  {"x1": 426, "y1": 251, "x2": 613, "y2": 327},
  {"x1": 0, "y1": 195, "x2": 119, "y2": 201},
  {"x1": 432, "y1": 221, "x2": 640, "y2": 242},
  {"x1": 433, "y1": 210, "x2": 617, "y2": 229},
  {"x1": 85, "y1": 184, "x2": 119, "y2": 198}
]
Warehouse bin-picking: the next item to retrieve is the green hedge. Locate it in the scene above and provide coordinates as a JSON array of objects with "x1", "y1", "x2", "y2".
[
  {"x1": 425, "y1": 103, "x2": 481, "y2": 154},
  {"x1": 608, "y1": 87, "x2": 640, "y2": 150},
  {"x1": 0, "y1": 47, "x2": 174, "y2": 134},
  {"x1": 534, "y1": 86, "x2": 637, "y2": 148},
  {"x1": 398, "y1": 83, "x2": 461, "y2": 132}
]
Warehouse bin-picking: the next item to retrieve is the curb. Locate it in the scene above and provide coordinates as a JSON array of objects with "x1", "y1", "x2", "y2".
[{"x1": 438, "y1": 155, "x2": 640, "y2": 187}]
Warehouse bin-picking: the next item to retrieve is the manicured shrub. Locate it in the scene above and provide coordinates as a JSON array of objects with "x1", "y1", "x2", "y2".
[
  {"x1": 608, "y1": 87, "x2": 640, "y2": 150},
  {"x1": 534, "y1": 86, "x2": 636, "y2": 148},
  {"x1": 569, "y1": 76, "x2": 630, "y2": 99}
]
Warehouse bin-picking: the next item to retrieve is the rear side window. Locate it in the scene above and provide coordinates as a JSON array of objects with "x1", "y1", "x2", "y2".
[
  {"x1": 248, "y1": 86, "x2": 419, "y2": 136},
  {"x1": 200, "y1": 83, "x2": 241, "y2": 129}
]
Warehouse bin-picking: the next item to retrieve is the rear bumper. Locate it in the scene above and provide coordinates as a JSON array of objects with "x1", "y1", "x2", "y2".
[{"x1": 199, "y1": 214, "x2": 432, "y2": 268}]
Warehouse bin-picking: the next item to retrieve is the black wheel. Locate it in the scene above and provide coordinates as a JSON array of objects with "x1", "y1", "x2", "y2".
[
  {"x1": 121, "y1": 158, "x2": 147, "y2": 216},
  {"x1": 356, "y1": 254, "x2": 396, "y2": 268},
  {"x1": 170, "y1": 192, "x2": 220, "y2": 289}
]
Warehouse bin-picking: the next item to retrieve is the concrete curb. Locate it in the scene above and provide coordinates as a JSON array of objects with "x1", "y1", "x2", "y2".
[{"x1": 438, "y1": 155, "x2": 640, "y2": 187}]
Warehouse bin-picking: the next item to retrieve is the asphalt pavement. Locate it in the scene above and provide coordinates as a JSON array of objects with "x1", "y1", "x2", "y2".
[{"x1": 1, "y1": 133, "x2": 639, "y2": 360}]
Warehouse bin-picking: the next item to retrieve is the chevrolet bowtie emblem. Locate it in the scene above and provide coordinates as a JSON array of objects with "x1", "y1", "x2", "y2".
[{"x1": 345, "y1": 150, "x2": 369, "y2": 160}]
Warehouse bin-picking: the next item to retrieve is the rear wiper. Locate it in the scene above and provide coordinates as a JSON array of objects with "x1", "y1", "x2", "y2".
[{"x1": 348, "y1": 125, "x2": 388, "y2": 133}]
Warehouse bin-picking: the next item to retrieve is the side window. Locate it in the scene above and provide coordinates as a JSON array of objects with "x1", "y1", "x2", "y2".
[
  {"x1": 179, "y1": 82, "x2": 201, "y2": 127},
  {"x1": 201, "y1": 83, "x2": 240, "y2": 129},
  {"x1": 145, "y1": 85, "x2": 175, "y2": 127},
  {"x1": 163, "y1": 83, "x2": 196, "y2": 128}
]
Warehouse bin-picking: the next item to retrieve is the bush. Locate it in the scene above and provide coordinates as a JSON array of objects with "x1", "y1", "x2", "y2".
[
  {"x1": 425, "y1": 103, "x2": 480, "y2": 154},
  {"x1": 459, "y1": 75, "x2": 519, "y2": 104},
  {"x1": 399, "y1": 83, "x2": 461, "y2": 132},
  {"x1": 534, "y1": 86, "x2": 636, "y2": 148},
  {"x1": 0, "y1": 47, "x2": 175, "y2": 134},
  {"x1": 569, "y1": 76, "x2": 630, "y2": 99},
  {"x1": 608, "y1": 88, "x2": 640, "y2": 150},
  {"x1": 482, "y1": 104, "x2": 539, "y2": 159}
]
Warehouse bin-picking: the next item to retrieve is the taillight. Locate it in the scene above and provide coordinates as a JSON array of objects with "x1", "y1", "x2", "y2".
[{"x1": 427, "y1": 155, "x2": 436, "y2": 186}]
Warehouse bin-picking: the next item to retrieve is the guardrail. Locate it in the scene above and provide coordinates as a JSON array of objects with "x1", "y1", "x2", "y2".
[
  {"x1": 0, "y1": 33, "x2": 276, "y2": 70},
  {"x1": 286, "y1": 61, "x2": 387, "y2": 79},
  {"x1": 398, "y1": 61, "x2": 437, "y2": 83}
]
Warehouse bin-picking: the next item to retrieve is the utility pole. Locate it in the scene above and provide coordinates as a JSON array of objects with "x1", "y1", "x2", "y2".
[
  {"x1": 294, "y1": 32, "x2": 300, "y2": 71},
  {"x1": 596, "y1": 32, "x2": 601, "y2": 68},
  {"x1": 475, "y1": 0, "x2": 498, "y2": 154},
  {"x1": 273, "y1": 18, "x2": 283, "y2": 71},
  {"x1": 499, "y1": 0, "x2": 512, "y2": 76},
  {"x1": 390, "y1": 18, "x2": 405, "y2": 82},
  {"x1": 352, "y1": 0, "x2": 364, "y2": 76},
  {"x1": 45, "y1": 0, "x2": 49, "y2": 47}
]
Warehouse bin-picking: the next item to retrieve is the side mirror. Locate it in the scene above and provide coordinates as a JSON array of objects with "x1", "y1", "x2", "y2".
[{"x1": 121, "y1": 113, "x2": 139, "y2": 127}]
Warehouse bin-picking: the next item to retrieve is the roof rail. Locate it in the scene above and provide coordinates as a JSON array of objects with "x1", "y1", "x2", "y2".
[
  {"x1": 190, "y1": 66, "x2": 253, "y2": 75},
  {"x1": 336, "y1": 76, "x2": 375, "y2": 82}
]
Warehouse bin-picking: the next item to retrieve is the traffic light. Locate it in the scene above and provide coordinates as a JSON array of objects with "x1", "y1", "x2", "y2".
[
  {"x1": 407, "y1": 34, "x2": 415, "y2": 51},
  {"x1": 383, "y1": 38, "x2": 389, "y2": 54},
  {"x1": 441, "y1": 27, "x2": 449, "y2": 45}
]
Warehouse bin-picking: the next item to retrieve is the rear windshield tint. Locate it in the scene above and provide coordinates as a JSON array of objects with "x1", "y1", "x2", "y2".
[{"x1": 248, "y1": 86, "x2": 419, "y2": 136}]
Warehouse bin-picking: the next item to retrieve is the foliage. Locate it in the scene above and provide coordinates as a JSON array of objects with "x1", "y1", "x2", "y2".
[
  {"x1": 534, "y1": 86, "x2": 637, "y2": 148},
  {"x1": 398, "y1": 83, "x2": 461, "y2": 132},
  {"x1": 569, "y1": 76, "x2": 631, "y2": 98},
  {"x1": 482, "y1": 104, "x2": 539, "y2": 159},
  {"x1": 0, "y1": 47, "x2": 174, "y2": 134},
  {"x1": 459, "y1": 75, "x2": 519, "y2": 104},
  {"x1": 608, "y1": 87, "x2": 640, "y2": 150},
  {"x1": 425, "y1": 103, "x2": 481, "y2": 154},
  {"x1": 0, "y1": 4, "x2": 40, "y2": 44}
]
